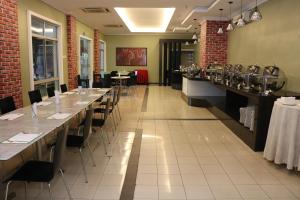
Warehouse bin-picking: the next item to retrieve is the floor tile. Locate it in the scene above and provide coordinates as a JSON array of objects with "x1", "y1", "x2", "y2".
[
  {"x1": 158, "y1": 186, "x2": 186, "y2": 200},
  {"x1": 210, "y1": 185, "x2": 241, "y2": 199},
  {"x1": 134, "y1": 185, "x2": 159, "y2": 199},
  {"x1": 136, "y1": 174, "x2": 158, "y2": 186},
  {"x1": 236, "y1": 185, "x2": 269, "y2": 199},
  {"x1": 158, "y1": 174, "x2": 183, "y2": 186},
  {"x1": 185, "y1": 186, "x2": 214, "y2": 200}
]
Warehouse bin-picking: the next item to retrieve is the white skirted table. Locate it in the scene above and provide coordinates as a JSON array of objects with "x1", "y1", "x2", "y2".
[{"x1": 263, "y1": 100, "x2": 300, "y2": 170}]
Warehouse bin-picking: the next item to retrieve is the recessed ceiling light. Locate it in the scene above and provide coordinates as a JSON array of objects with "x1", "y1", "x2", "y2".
[{"x1": 114, "y1": 7, "x2": 175, "y2": 33}]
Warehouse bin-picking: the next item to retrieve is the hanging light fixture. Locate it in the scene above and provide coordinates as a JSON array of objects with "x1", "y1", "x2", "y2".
[
  {"x1": 237, "y1": 0, "x2": 245, "y2": 27},
  {"x1": 185, "y1": 41, "x2": 189, "y2": 45},
  {"x1": 226, "y1": 1, "x2": 234, "y2": 31},
  {"x1": 192, "y1": 33, "x2": 197, "y2": 39},
  {"x1": 251, "y1": 0, "x2": 262, "y2": 21},
  {"x1": 194, "y1": 40, "x2": 197, "y2": 44},
  {"x1": 217, "y1": 8, "x2": 224, "y2": 34}
]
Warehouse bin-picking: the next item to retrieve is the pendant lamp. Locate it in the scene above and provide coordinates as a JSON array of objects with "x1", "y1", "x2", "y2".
[
  {"x1": 237, "y1": 0, "x2": 245, "y2": 27},
  {"x1": 217, "y1": 8, "x2": 224, "y2": 34},
  {"x1": 226, "y1": 1, "x2": 234, "y2": 31},
  {"x1": 251, "y1": 0, "x2": 262, "y2": 21}
]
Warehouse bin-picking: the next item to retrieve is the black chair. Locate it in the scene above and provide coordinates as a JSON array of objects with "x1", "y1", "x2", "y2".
[
  {"x1": 92, "y1": 98, "x2": 112, "y2": 155},
  {"x1": 66, "y1": 109, "x2": 95, "y2": 183},
  {"x1": 0, "y1": 96, "x2": 16, "y2": 115},
  {"x1": 103, "y1": 74, "x2": 112, "y2": 88},
  {"x1": 110, "y1": 71, "x2": 118, "y2": 77},
  {"x1": 47, "y1": 87, "x2": 55, "y2": 98},
  {"x1": 92, "y1": 80, "x2": 103, "y2": 88},
  {"x1": 4, "y1": 125, "x2": 73, "y2": 200},
  {"x1": 28, "y1": 90, "x2": 42, "y2": 104},
  {"x1": 96, "y1": 88, "x2": 118, "y2": 130},
  {"x1": 60, "y1": 84, "x2": 68, "y2": 93}
]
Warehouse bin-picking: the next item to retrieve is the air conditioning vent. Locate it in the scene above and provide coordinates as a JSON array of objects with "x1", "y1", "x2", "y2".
[
  {"x1": 103, "y1": 24, "x2": 123, "y2": 28},
  {"x1": 81, "y1": 7, "x2": 110, "y2": 13}
]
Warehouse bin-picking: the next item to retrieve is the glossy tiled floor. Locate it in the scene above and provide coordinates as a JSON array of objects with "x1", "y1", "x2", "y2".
[{"x1": 3, "y1": 86, "x2": 300, "y2": 200}]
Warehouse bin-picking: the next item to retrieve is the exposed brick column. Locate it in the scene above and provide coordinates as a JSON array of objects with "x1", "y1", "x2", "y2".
[
  {"x1": 200, "y1": 20, "x2": 228, "y2": 68},
  {"x1": 94, "y1": 29, "x2": 100, "y2": 74},
  {"x1": 66, "y1": 15, "x2": 77, "y2": 89},
  {"x1": 0, "y1": 0, "x2": 23, "y2": 108}
]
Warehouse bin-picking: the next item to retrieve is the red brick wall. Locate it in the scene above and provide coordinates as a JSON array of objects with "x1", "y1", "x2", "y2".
[
  {"x1": 200, "y1": 20, "x2": 228, "y2": 68},
  {"x1": 94, "y1": 29, "x2": 100, "y2": 74},
  {"x1": 0, "y1": 0, "x2": 23, "y2": 108},
  {"x1": 66, "y1": 15, "x2": 78, "y2": 89}
]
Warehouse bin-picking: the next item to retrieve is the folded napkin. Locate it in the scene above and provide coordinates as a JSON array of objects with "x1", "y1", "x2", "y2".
[
  {"x1": 47, "y1": 113, "x2": 71, "y2": 120},
  {"x1": 2, "y1": 132, "x2": 40, "y2": 144},
  {"x1": 37, "y1": 101, "x2": 52, "y2": 106},
  {"x1": 74, "y1": 101, "x2": 89, "y2": 105},
  {"x1": 64, "y1": 92, "x2": 75, "y2": 95},
  {"x1": 0, "y1": 113, "x2": 24, "y2": 121},
  {"x1": 278, "y1": 97, "x2": 296, "y2": 105}
]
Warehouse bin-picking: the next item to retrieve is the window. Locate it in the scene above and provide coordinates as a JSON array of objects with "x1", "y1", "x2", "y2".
[
  {"x1": 30, "y1": 15, "x2": 60, "y2": 96},
  {"x1": 99, "y1": 41, "x2": 106, "y2": 72}
]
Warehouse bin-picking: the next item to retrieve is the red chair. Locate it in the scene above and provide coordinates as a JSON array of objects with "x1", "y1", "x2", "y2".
[{"x1": 136, "y1": 70, "x2": 148, "y2": 85}]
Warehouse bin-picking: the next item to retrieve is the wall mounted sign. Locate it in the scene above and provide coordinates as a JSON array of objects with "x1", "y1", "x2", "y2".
[{"x1": 116, "y1": 47, "x2": 147, "y2": 66}]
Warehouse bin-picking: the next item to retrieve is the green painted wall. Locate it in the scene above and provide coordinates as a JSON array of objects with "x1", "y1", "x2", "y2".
[
  {"x1": 105, "y1": 34, "x2": 192, "y2": 83},
  {"x1": 228, "y1": 0, "x2": 300, "y2": 92},
  {"x1": 18, "y1": 0, "x2": 68, "y2": 105}
]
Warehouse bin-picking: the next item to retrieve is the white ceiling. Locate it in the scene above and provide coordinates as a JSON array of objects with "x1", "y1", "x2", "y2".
[{"x1": 41, "y1": 0, "x2": 267, "y2": 35}]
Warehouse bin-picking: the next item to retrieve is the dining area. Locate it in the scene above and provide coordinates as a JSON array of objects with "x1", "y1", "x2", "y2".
[{"x1": 0, "y1": 83, "x2": 135, "y2": 200}]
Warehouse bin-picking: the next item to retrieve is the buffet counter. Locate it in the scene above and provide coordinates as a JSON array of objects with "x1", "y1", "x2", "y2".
[{"x1": 182, "y1": 75, "x2": 226, "y2": 107}]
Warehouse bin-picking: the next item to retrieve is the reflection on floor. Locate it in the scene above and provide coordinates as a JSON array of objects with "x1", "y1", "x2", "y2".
[{"x1": 2, "y1": 86, "x2": 300, "y2": 200}]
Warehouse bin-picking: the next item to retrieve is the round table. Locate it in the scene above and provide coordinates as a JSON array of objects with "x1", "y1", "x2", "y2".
[
  {"x1": 263, "y1": 100, "x2": 300, "y2": 170},
  {"x1": 111, "y1": 76, "x2": 130, "y2": 87}
]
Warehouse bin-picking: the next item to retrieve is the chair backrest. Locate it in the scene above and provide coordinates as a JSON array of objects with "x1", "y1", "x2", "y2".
[
  {"x1": 28, "y1": 90, "x2": 42, "y2": 104},
  {"x1": 53, "y1": 125, "x2": 69, "y2": 174},
  {"x1": 103, "y1": 98, "x2": 111, "y2": 121},
  {"x1": 103, "y1": 74, "x2": 112, "y2": 88},
  {"x1": 47, "y1": 87, "x2": 55, "y2": 98},
  {"x1": 92, "y1": 80, "x2": 103, "y2": 88},
  {"x1": 110, "y1": 71, "x2": 118, "y2": 77},
  {"x1": 60, "y1": 84, "x2": 68, "y2": 93},
  {"x1": 0, "y1": 96, "x2": 16, "y2": 115},
  {"x1": 77, "y1": 75, "x2": 82, "y2": 86},
  {"x1": 82, "y1": 109, "x2": 94, "y2": 141}
]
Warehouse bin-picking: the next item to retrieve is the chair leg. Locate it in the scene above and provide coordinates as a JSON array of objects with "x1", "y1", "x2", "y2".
[
  {"x1": 110, "y1": 114, "x2": 117, "y2": 130},
  {"x1": 79, "y1": 148, "x2": 88, "y2": 183},
  {"x1": 24, "y1": 182, "x2": 28, "y2": 200},
  {"x1": 59, "y1": 169, "x2": 73, "y2": 200},
  {"x1": 48, "y1": 183, "x2": 53, "y2": 200},
  {"x1": 101, "y1": 127, "x2": 110, "y2": 144},
  {"x1": 99, "y1": 128, "x2": 108, "y2": 154},
  {"x1": 86, "y1": 141, "x2": 96, "y2": 167},
  {"x1": 117, "y1": 105, "x2": 122, "y2": 120},
  {"x1": 4, "y1": 181, "x2": 12, "y2": 200}
]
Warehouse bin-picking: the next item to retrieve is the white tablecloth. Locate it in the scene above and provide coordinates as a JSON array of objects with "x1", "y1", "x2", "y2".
[{"x1": 264, "y1": 100, "x2": 300, "y2": 170}]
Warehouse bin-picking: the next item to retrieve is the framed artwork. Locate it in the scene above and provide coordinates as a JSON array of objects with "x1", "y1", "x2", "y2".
[{"x1": 116, "y1": 47, "x2": 147, "y2": 66}]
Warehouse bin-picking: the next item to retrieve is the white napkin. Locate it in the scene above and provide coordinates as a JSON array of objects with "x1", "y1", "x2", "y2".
[
  {"x1": 0, "y1": 113, "x2": 24, "y2": 121},
  {"x1": 37, "y1": 101, "x2": 52, "y2": 106},
  {"x1": 47, "y1": 113, "x2": 71, "y2": 120},
  {"x1": 74, "y1": 101, "x2": 89, "y2": 105},
  {"x1": 64, "y1": 92, "x2": 75, "y2": 95},
  {"x1": 2, "y1": 132, "x2": 40, "y2": 144}
]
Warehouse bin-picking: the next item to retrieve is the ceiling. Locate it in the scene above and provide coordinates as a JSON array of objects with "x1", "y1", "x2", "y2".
[{"x1": 41, "y1": 0, "x2": 267, "y2": 35}]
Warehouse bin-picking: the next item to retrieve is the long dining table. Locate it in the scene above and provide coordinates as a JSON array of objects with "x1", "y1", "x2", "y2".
[{"x1": 0, "y1": 88, "x2": 111, "y2": 161}]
